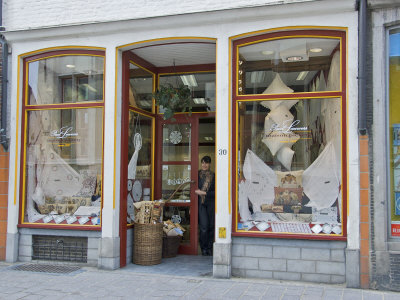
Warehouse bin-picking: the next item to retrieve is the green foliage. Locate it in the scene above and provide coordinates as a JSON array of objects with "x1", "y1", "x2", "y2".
[{"x1": 153, "y1": 84, "x2": 192, "y2": 120}]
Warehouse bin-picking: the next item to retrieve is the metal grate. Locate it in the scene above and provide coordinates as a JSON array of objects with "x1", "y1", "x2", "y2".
[
  {"x1": 12, "y1": 263, "x2": 81, "y2": 274},
  {"x1": 390, "y1": 254, "x2": 400, "y2": 291},
  {"x1": 32, "y1": 235, "x2": 88, "y2": 263}
]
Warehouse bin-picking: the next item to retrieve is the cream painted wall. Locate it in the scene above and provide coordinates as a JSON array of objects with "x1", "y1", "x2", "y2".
[{"x1": 3, "y1": 0, "x2": 321, "y2": 31}]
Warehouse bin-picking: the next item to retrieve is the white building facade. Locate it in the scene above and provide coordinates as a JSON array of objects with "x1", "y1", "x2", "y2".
[{"x1": 2, "y1": 0, "x2": 363, "y2": 287}]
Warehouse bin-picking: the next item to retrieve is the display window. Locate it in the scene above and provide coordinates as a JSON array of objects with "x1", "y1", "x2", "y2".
[
  {"x1": 388, "y1": 27, "x2": 400, "y2": 237},
  {"x1": 232, "y1": 29, "x2": 347, "y2": 239},
  {"x1": 20, "y1": 50, "x2": 105, "y2": 227}
]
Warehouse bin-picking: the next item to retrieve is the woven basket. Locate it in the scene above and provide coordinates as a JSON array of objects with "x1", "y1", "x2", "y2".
[
  {"x1": 133, "y1": 223, "x2": 163, "y2": 265},
  {"x1": 162, "y1": 235, "x2": 182, "y2": 258}
]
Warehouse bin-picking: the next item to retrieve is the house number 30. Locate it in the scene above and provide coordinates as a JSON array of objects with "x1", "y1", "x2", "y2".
[{"x1": 218, "y1": 149, "x2": 227, "y2": 156}]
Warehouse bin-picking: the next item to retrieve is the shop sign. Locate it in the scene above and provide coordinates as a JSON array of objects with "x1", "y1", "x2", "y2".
[
  {"x1": 270, "y1": 120, "x2": 308, "y2": 133},
  {"x1": 48, "y1": 126, "x2": 79, "y2": 147},
  {"x1": 50, "y1": 126, "x2": 78, "y2": 139},
  {"x1": 391, "y1": 223, "x2": 400, "y2": 236}
]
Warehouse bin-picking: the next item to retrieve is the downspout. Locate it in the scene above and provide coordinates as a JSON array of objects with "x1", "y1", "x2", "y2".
[
  {"x1": 0, "y1": 0, "x2": 8, "y2": 150},
  {"x1": 358, "y1": 0, "x2": 367, "y2": 135}
]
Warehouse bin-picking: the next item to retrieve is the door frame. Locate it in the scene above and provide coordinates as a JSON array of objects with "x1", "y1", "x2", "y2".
[
  {"x1": 154, "y1": 113, "x2": 215, "y2": 255},
  {"x1": 119, "y1": 48, "x2": 216, "y2": 265}
]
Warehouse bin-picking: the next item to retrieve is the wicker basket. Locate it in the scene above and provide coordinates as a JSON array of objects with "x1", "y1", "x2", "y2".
[
  {"x1": 162, "y1": 235, "x2": 182, "y2": 258},
  {"x1": 133, "y1": 223, "x2": 163, "y2": 265}
]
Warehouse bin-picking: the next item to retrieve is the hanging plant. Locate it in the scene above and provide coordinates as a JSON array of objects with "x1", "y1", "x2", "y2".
[{"x1": 153, "y1": 83, "x2": 192, "y2": 121}]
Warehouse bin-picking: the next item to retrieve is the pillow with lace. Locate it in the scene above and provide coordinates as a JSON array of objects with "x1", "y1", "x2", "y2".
[
  {"x1": 275, "y1": 170, "x2": 303, "y2": 188},
  {"x1": 273, "y1": 187, "x2": 303, "y2": 206},
  {"x1": 262, "y1": 131, "x2": 299, "y2": 156}
]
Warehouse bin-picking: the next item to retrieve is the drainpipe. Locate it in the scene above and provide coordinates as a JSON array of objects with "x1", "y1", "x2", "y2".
[
  {"x1": 0, "y1": 0, "x2": 8, "y2": 150},
  {"x1": 358, "y1": 0, "x2": 367, "y2": 136}
]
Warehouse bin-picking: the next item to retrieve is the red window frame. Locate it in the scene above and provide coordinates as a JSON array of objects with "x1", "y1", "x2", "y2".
[
  {"x1": 18, "y1": 49, "x2": 105, "y2": 230},
  {"x1": 231, "y1": 29, "x2": 347, "y2": 240}
]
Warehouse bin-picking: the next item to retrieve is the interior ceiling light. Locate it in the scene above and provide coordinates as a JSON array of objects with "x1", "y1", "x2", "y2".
[
  {"x1": 180, "y1": 75, "x2": 198, "y2": 87},
  {"x1": 310, "y1": 47, "x2": 323, "y2": 53},
  {"x1": 66, "y1": 64, "x2": 75, "y2": 68},
  {"x1": 193, "y1": 98, "x2": 206, "y2": 105},
  {"x1": 286, "y1": 56, "x2": 303, "y2": 62},
  {"x1": 261, "y1": 50, "x2": 274, "y2": 55},
  {"x1": 280, "y1": 43, "x2": 309, "y2": 62},
  {"x1": 204, "y1": 136, "x2": 214, "y2": 141},
  {"x1": 296, "y1": 71, "x2": 309, "y2": 81}
]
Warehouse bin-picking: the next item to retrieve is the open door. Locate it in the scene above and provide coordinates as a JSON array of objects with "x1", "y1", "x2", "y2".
[
  {"x1": 156, "y1": 116, "x2": 198, "y2": 254},
  {"x1": 155, "y1": 115, "x2": 215, "y2": 255}
]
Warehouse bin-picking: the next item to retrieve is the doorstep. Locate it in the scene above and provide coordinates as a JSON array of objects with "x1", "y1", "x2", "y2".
[{"x1": 123, "y1": 255, "x2": 213, "y2": 277}]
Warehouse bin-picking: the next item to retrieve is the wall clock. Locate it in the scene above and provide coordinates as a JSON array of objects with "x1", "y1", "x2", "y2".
[
  {"x1": 169, "y1": 130, "x2": 182, "y2": 144},
  {"x1": 132, "y1": 180, "x2": 142, "y2": 202}
]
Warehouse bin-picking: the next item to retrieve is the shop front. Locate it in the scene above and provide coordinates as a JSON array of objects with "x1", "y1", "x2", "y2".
[
  {"x1": 369, "y1": 1, "x2": 400, "y2": 290},
  {"x1": 3, "y1": 0, "x2": 360, "y2": 286}
]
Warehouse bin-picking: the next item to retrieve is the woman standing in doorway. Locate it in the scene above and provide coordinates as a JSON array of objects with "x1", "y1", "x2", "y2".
[{"x1": 195, "y1": 155, "x2": 215, "y2": 256}]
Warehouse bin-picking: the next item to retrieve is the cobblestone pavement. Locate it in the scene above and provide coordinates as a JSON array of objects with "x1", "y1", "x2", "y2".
[{"x1": 0, "y1": 261, "x2": 400, "y2": 300}]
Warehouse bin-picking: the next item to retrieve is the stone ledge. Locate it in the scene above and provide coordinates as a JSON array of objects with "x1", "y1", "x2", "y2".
[{"x1": 213, "y1": 264, "x2": 231, "y2": 278}]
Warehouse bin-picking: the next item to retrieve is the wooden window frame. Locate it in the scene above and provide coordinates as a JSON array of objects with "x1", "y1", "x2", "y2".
[
  {"x1": 231, "y1": 29, "x2": 347, "y2": 240},
  {"x1": 18, "y1": 49, "x2": 105, "y2": 231}
]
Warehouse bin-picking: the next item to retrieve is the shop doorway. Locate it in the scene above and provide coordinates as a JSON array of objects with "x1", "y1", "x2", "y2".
[
  {"x1": 119, "y1": 38, "x2": 216, "y2": 267},
  {"x1": 156, "y1": 116, "x2": 215, "y2": 255}
]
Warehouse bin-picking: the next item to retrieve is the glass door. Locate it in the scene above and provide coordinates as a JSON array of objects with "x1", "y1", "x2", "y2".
[{"x1": 159, "y1": 117, "x2": 198, "y2": 255}]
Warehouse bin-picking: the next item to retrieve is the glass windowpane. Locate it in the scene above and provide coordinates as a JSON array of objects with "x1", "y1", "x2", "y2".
[
  {"x1": 127, "y1": 111, "x2": 153, "y2": 224},
  {"x1": 161, "y1": 165, "x2": 191, "y2": 203},
  {"x1": 24, "y1": 108, "x2": 103, "y2": 225},
  {"x1": 159, "y1": 73, "x2": 216, "y2": 113},
  {"x1": 163, "y1": 206, "x2": 191, "y2": 244},
  {"x1": 162, "y1": 124, "x2": 191, "y2": 162},
  {"x1": 237, "y1": 98, "x2": 342, "y2": 235},
  {"x1": 238, "y1": 38, "x2": 340, "y2": 94},
  {"x1": 129, "y1": 63, "x2": 154, "y2": 112},
  {"x1": 28, "y1": 55, "x2": 104, "y2": 104}
]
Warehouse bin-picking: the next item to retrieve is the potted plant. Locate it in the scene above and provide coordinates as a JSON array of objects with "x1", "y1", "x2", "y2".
[{"x1": 153, "y1": 83, "x2": 192, "y2": 120}]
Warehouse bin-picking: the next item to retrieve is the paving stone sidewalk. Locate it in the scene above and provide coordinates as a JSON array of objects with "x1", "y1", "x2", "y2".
[{"x1": 0, "y1": 261, "x2": 399, "y2": 300}]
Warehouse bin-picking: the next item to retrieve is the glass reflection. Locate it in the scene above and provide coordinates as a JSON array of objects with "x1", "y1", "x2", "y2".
[
  {"x1": 127, "y1": 111, "x2": 153, "y2": 224},
  {"x1": 237, "y1": 98, "x2": 342, "y2": 235},
  {"x1": 163, "y1": 206, "x2": 191, "y2": 244},
  {"x1": 24, "y1": 108, "x2": 103, "y2": 225},
  {"x1": 159, "y1": 73, "x2": 216, "y2": 112},
  {"x1": 129, "y1": 63, "x2": 154, "y2": 112},
  {"x1": 162, "y1": 165, "x2": 191, "y2": 203},
  {"x1": 28, "y1": 56, "x2": 104, "y2": 104},
  {"x1": 162, "y1": 124, "x2": 191, "y2": 162},
  {"x1": 238, "y1": 38, "x2": 340, "y2": 94}
]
